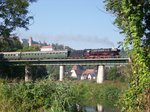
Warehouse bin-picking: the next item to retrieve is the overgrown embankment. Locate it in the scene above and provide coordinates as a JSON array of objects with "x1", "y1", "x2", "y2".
[{"x1": 0, "y1": 80, "x2": 126, "y2": 112}]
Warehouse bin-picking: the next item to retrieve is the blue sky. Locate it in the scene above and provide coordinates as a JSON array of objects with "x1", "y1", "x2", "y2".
[{"x1": 17, "y1": 0, "x2": 124, "y2": 50}]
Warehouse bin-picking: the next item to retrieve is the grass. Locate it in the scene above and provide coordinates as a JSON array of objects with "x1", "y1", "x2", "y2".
[{"x1": 0, "y1": 79, "x2": 127, "y2": 112}]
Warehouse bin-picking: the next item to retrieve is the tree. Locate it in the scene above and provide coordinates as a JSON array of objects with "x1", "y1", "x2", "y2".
[
  {"x1": 105, "y1": 66, "x2": 120, "y2": 80},
  {"x1": 0, "y1": 36, "x2": 23, "y2": 51},
  {"x1": 0, "y1": 0, "x2": 37, "y2": 51},
  {"x1": 18, "y1": 46, "x2": 40, "y2": 52},
  {"x1": 104, "y1": 0, "x2": 150, "y2": 111}
]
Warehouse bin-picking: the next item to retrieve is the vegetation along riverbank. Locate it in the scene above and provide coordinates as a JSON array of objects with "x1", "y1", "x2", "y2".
[{"x1": 0, "y1": 79, "x2": 127, "y2": 112}]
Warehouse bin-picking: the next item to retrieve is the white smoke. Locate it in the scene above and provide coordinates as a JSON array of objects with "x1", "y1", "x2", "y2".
[
  {"x1": 50, "y1": 34, "x2": 115, "y2": 47},
  {"x1": 27, "y1": 33, "x2": 115, "y2": 48}
]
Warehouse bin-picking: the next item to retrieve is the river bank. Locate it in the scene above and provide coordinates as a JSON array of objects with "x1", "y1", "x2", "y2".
[{"x1": 0, "y1": 79, "x2": 127, "y2": 112}]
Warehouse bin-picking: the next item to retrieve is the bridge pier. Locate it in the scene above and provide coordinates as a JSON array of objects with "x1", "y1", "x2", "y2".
[
  {"x1": 25, "y1": 65, "x2": 32, "y2": 82},
  {"x1": 97, "y1": 65, "x2": 105, "y2": 83},
  {"x1": 59, "y1": 65, "x2": 64, "y2": 81}
]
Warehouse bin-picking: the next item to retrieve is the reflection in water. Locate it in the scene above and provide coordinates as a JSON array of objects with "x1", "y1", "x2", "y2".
[
  {"x1": 97, "y1": 104, "x2": 104, "y2": 112},
  {"x1": 77, "y1": 104, "x2": 103, "y2": 112},
  {"x1": 82, "y1": 106, "x2": 96, "y2": 112},
  {"x1": 76, "y1": 104, "x2": 119, "y2": 112}
]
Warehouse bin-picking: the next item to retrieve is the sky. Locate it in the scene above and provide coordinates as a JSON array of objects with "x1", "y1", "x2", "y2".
[{"x1": 17, "y1": 0, "x2": 124, "y2": 50}]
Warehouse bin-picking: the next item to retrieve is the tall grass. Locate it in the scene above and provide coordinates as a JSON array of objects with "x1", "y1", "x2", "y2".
[
  {"x1": 0, "y1": 80, "x2": 79, "y2": 112},
  {"x1": 0, "y1": 80, "x2": 126, "y2": 112},
  {"x1": 70, "y1": 80, "x2": 126, "y2": 107}
]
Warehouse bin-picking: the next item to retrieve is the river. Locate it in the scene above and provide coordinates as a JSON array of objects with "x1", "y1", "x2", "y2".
[{"x1": 77, "y1": 104, "x2": 120, "y2": 112}]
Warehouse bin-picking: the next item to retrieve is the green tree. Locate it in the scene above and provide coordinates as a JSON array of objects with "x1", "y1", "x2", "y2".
[
  {"x1": 0, "y1": 0, "x2": 37, "y2": 51},
  {"x1": 106, "y1": 67, "x2": 120, "y2": 80},
  {"x1": 0, "y1": 36, "x2": 22, "y2": 51},
  {"x1": 104, "y1": 0, "x2": 150, "y2": 111},
  {"x1": 18, "y1": 46, "x2": 40, "y2": 52}
]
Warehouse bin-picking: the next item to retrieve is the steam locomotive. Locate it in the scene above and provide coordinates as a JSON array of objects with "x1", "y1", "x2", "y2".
[{"x1": 0, "y1": 48, "x2": 120, "y2": 60}]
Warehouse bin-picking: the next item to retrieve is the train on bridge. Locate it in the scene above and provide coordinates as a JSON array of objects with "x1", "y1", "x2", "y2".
[{"x1": 0, "y1": 48, "x2": 120, "y2": 60}]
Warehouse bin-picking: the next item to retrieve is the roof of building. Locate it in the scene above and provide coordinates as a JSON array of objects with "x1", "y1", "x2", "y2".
[
  {"x1": 31, "y1": 44, "x2": 40, "y2": 46},
  {"x1": 71, "y1": 65, "x2": 84, "y2": 75},
  {"x1": 40, "y1": 45, "x2": 53, "y2": 49},
  {"x1": 82, "y1": 69, "x2": 96, "y2": 75}
]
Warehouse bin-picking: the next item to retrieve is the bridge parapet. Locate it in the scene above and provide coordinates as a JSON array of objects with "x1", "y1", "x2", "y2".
[{"x1": 0, "y1": 58, "x2": 130, "y2": 66}]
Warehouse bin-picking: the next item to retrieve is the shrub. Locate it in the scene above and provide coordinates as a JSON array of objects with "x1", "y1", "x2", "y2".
[
  {"x1": 0, "y1": 81, "x2": 79, "y2": 112},
  {"x1": 0, "y1": 80, "x2": 125, "y2": 112}
]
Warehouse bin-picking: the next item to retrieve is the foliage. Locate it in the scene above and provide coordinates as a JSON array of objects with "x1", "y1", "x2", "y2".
[
  {"x1": 104, "y1": 0, "x2": 150, "y2": 111},
  {"x1": 0, "y1": 81, "x2": 79, "y2": 112},
  {"x1": 0, "y1": 0, "x2": 37, "y2": 37},
  {"x1": 0, "y1": 65, "x2": 25, "y2": 81},
  {"x1": 0, "y1": 36, "x2": 23, "y2": 51},
  {"x1": 0, "y1": 65, "x2": 49, "y2": 82},
  {"x1": 32, "y1": 66, "x2": 48, "y2": 81},
  {"x1": 44, "y1": 65, "x2": 60, "y2": 81},
  {"x1": 0, "y1": 0, "x2": 37, "y2": 51},
  {"x1": 17, "y1": 45, "x2": 40, "y2": 52},
  {"x1": 0, "y1": 79, "x2": 126, "y2": 112},
  {"x1": 106, "y1": 67, "x2": 120, "y2": 81},
  {"x1": 119, "y1": 47, "x2": 128, "y2": 58},
  {"x1": 105, "y1": 66, "x2": 130, "y2": 82},
  {"x1": 70, "y1": 81, "x2": 125, "y2": 107}
]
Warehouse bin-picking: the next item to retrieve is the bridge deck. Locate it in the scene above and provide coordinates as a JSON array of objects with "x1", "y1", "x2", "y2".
[{"x1": 0, "y1": 58, "x2": 130, "y2": 66}]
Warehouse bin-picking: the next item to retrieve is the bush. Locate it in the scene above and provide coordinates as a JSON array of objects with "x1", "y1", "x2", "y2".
[
  {"x1": 105, "y1": 66, "x2": 128, "y2": 82},
  {"x1": 0, "y1": 80, "x2": 126, "y2": 112},
  {"x1": 70, "y1": 81, "x2": 123, "y2": 107},
  {"x1": 0, "y1": 81, "x2": 79, "y2": 112}
]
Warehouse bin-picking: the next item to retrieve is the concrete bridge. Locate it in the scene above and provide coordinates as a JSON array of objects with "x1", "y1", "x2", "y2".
[{"x1": 0, "y1": 58, "x2": 130, "y2": 83}]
